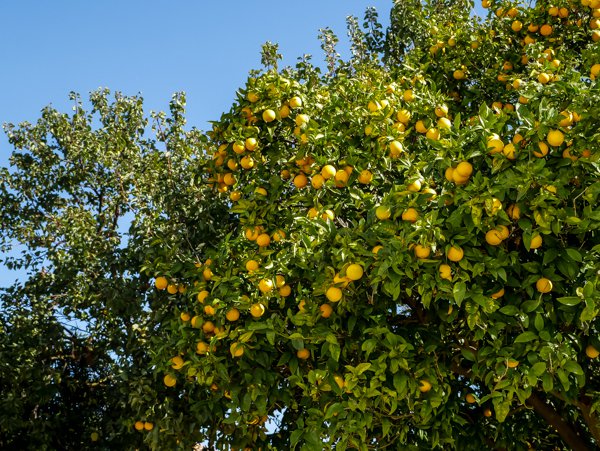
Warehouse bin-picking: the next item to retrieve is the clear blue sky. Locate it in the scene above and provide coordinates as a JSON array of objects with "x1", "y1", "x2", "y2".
[{"x1": 0, "y1": 0, "x2": 394, "y2": 166}]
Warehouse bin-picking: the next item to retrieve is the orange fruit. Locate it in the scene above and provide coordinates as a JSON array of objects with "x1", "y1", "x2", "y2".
[
  {"x1": 326, "y1": 286, "x2": 343, "y2": 302},
  {"x1": 163, "y1": 374, "x2": 176, "y2": 387},
  {"x1": 320, "y1": 304, "x2": 333, "y2": 318},
  {"x1": 279, "y1": 285, "x2": 292, "y2": 297},
  {"x1": 226, "y1": 308, "x2": 240, "y2": 322},
  {"x1": 414, "y1": 244, "x2": 431, "y2": 259},
  {"x1": 346, "y1": 264, "x2": 364, "y2": 281},
  {"x1": 547, "y1": 130, "x2": 565, "y2": 147},
  {"x1": 358, "y1": 169, "x2": 373, "y2": 184},
  {"x1": 250, "y1": 303, "x2": 266, "y2": 318},
  {"x1": 536, "y1": 277, "x2": 553, "y2": 293},
  {"x1": 401, "y1": 208, "x2": 419, "y2": 223},
  {"x1": 155, "y1": 276, "x2": 168, "y2": 290},
  {"x1": 262, "y1": 109, "x2": 276, "y2": 122},
  {"x1": 586, "y1": 345, "x2": 600, "y2": 358},
  {"x1": 529, "y1": 234, "x2": 543, "y2": 249},
  {"x1": 258, "y1": 278, "x2": 274, "y2": 293},
  {"x1": 256, "y1": 233, "x2": 271, "y2": 247},
  {"x1": 297, "y1": 348, "x2": 310, "y2": 360},
  {"x1": 447, "y1": 246, "x2": 464, "y2": 262},
  {"x1": 485, "y1": 229, "x2": 503, "y2": 246},
  {"x1": 439, "y1": 264, "x2": 452, "y2": 281}
]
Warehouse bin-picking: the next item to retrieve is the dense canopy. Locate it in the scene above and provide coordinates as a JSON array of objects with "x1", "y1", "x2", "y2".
[{"x1": 1, "y1": 0, "x2": 600, "y2": 449}]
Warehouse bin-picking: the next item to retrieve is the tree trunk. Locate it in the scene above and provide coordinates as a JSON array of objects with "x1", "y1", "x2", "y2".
[
  {"x1": 527, "y1": 393, "x2": 590, "y2": 451},
  {"x1": 579, "y1": 402, "x2": 600, "y2": 446}
]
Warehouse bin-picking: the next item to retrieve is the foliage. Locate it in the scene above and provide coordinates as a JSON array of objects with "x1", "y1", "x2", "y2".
[{"x1": 2, "y1": 0, "x2": 600, "y2": 449}]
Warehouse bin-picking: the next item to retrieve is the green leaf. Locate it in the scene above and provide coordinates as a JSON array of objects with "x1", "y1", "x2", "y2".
[
  {"x1": 565, "y1": 248, "x2": 582, "y2": 262},
  {"x1": 356, "y1": 362, "x2": 371, "y2": 375},
  {"x1": 514, "y1": 332, "x2": 537, "y2": 343},
  {"x1": 499, "y1": 305, "x2": 519, "y2": 316},
  {"x1": 453, "y1": 282, "x2": 467, "y2": 305},
  {"x1": 564, "y1": 361, "x2": 584, "y2": 376},
  {"x1": 557, "y1": 297, "x2": 582, "y2": 306},
  {"x1": 531, "y1": 362, "x2": 546, "y2": 376}
]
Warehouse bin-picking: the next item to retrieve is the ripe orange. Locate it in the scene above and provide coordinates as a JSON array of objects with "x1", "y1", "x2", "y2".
[
  {"x1": 529, "y1": 234, "x2": 543, "y2": 249},
  {"x1": 346, "y1": 264, "x2": 364, "y2": 281},
  {"x1": 293, "y1": 173, "x2": 308, "y2": 189},
  {"x1": 311, "y1": 174, "x2": 325, "y2": 189},
  {"x1": 334, "y1": 170, "x2": 349, "y2": 187},
  {"x1": 487, "y1": 135, "x2": 504, "y2": 154},
  {"x1": 418, "y1": 380, "x2": 432, "y2": 393},
  {"x1": 262, "y1": 109, "x2": 276, "y2": 123},
  {"x1": 245, "y1": 137, "x2": 258, "y2": 151},
  {"x1": 202, "y1": 321, "x2": 215, "y2": 334},
  {"x1": 502, "y1": 143, "x2": 516, "y2": 160},
  {"x1": 389, "y1": 140, "x2": 404, "y2": 157},
  {"x1": 320, "y1": 304, "x2": 333, "y2": 318},
  {"x1": 547, "y1": 130, "x2": 565, "y2": 147},
  {"x1": 167, "y1": 284, "x2": 178, "y2": 295},
  {"x1": 439, "y1": 264, "x2": 452, "y2": 281},
  {"x1": 246, "y1": 260, "x2": 259, "y2": 272},
  {"x1": 256, "y1": 233, "x2": 271, "y2": 247},
  {"x1": 466, "y1": 393, "x2": 477, "y2": 404},
  {"x1": 258, "y1": 279, "x2": 274, "y2": 293},
  {"x1": 358, "y1": 169, "x2": 373, "y2": 184},
  {"x1": 297, "y1": 348, "x2": 310, "y2": 360},
  {"x1": 414, "y1": 244, "x2": 431, "y2": 259},
  {"x1": 447, "y1": 246, "x2": 464, "y2": 262},
  {"x1": 171, "y1": 355, "x2": 184, "y2": 370},
  {"x1": 321, "y1": 165, "x2": 337, "y2": 179},
  {"x1": 163, "y1": 374, "x2": 177, "y2": 387},
  {"x1": 586, "y1": 345, "x2": 600, "y2": 358},
  {"x1": 155, "y1": 276, "x2": 168, "y2": 290},
  {"x1": 485, "y1": 229, "x2": 503, "y2": 246},
  {"x1": 197, "y1": 290, "x2": 209, "y2": 303},
  {"x1": 279, "y1": 285, "x2": 292, "y2": 297},
  {"x1": 134, "y1": 421, "x2": 144, "y2": 431},
  {"x1": 536, "y1": 277, "x2": 553, "y2": 293},
  {"x1": 402, "y1": 208, "x2": 419, "y2": 223},
  {"x1": 540, "y1": 24, "x2": 553, "y2": 36},
  {"x1": 491, "y1": 288, "x2": 505, "y2": 299},
  {"x1": 407, "y1": 179, "x2": 422, "y2": 192},
  {"x1": 180, "y1": 312, "x2": 190, "y2": 322},
  {"x1": 396, "y1": 109, "x2": 411, "y2": 124},
  {"x1": 289, "y1": 96, "x2": 302, "y2": 108},
  {"x1": 226, "y1": 308, "x2": 240, "y2": 322},
  {"x1": 326, "y1": 286, "x2": 343, "y2": 302},
  {"x1": 533, "y1": 142, "x2": 549, "y2": 158},
  {"x1": 230, "y1": 342, "x2": 244, "y2": 358},
  {"x1": 250, "y1": 303, "x2": 266, "y2": 318},
  {"x1": 455, "y1": 161, "x2": 473, "y2": 178},
  {"x1": 538, "y1": 73, "x2": 551, "y2": 84},
  {"x1": 196, "y1": 341, "x2": 209, "y2": 355}
]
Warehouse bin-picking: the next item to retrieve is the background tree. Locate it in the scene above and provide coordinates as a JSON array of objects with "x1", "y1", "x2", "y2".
[{"x1": 2, "y1": 0, "x2": 600, "y2": 450}]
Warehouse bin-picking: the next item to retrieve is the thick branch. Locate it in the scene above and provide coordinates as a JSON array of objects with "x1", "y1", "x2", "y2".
[
  {"x1": 527, "y1": 393, "x2": 590, "y2": 451},
  {"x1": 578, "y1": 401, "x2": 600, "y2": 446}
]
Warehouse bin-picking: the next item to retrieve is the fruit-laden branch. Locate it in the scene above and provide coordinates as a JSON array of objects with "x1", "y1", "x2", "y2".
[{"x1": 527, "y1": 393, "x2": 591, "y2": 451}]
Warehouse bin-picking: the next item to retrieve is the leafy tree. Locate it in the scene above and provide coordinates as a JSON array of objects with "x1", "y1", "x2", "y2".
[{"x1": 2, "y1": 0, "x2": 600, "y2": 450}]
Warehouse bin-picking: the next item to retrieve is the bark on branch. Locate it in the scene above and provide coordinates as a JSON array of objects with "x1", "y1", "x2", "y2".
[{"x1": 527, "y1": 392, "x2": 590, "y2": 451}]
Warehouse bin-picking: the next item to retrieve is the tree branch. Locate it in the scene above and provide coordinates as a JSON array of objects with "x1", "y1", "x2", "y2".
[{"x1": 527, "y1": 392, "x2": 590, "y2": 451}]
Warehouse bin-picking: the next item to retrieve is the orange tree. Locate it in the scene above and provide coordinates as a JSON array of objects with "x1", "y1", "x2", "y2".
[
  {"x1": 139, "y1": 0, "x2": 600, "y2": 449},
  {"x1": 1, "y1": 0, "x2": 599, "y2": 450}
]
